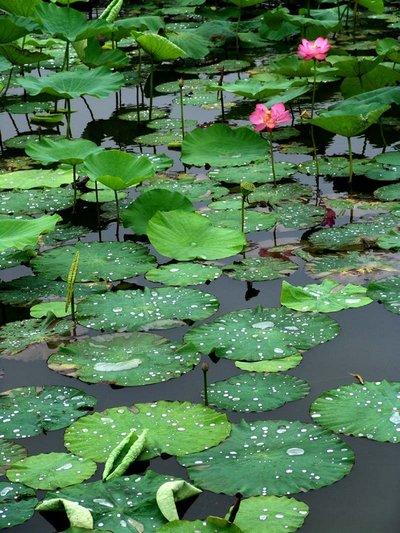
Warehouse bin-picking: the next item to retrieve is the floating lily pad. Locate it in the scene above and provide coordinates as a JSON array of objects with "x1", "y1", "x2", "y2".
[
  {"x1": 6, "y1": 452, "x2": 97, "y2": 490},
  {"x1": 148, "y1": 210, "x2": 246, "y2": 260},
  {"x1": 0, "y1": 188, "x2": 76, "y2": 215},
  {"x1": 141, "y1": 175, "x2": 228, "y2": 202},
  {"x1": 178, "y1": 59, "x2": 250, "y2": 74},
  {"x1": 0, "y1": 214, "x2": 61, "y2": 252},
  {"x1": 148, "y1": 118, "x2": 198, "y2": 131},
  {"x1": 158, "y1": 518, "x2": 242, "y2": 532},
  {"x1": 0, "y1": 318, "x2": 70, "y2": 356},
  {"x1": 281, "y1": 279, "x2": 372, "y2": 313},
  {"x1": 65, "y1": 402, "x2": 231, "y2": 462},
  {"x1": 367, "y1": 277, "x2": 400, "y2": 314},
  {"x1": 181, "y1": 125, "x2": 266, "y2": 168},
  {"x1": 0, "y1": 439, "x2": 27, "y2": 474},
  {"x1": 31, "y1": 242, "x2": 156, "y2": 282},
  {"x1": 118, "y1": 107, "x2": 168, "y2": 122},
  {"x1": 248, "y1": 183, "x2": 313, "y2": 205},
  {"x1": 0, "y1": 167, "x2": 72, "y2": 189},
  {"x1": 235, "y1": 354, "x2": 303, "y2": 373},
  {"x1": 41, "y1": 470, "x2": 197, "y2": 533},
  {"x1": 179, "y1": 419, "x2": 354, "y2": 496},
  {"x1": 232, "y1": 495, "x2": 309, "y2": 533},
  {"x1": 184, "y1": 307, "x2": 339, "y2": 362},
  {"x1": 377, "y1": 230, "x2": 400, "y2": 250},
  {"x1": 311, "y1": 381, "x2": 400, "y2": 443},
  {"x1": 374, "y1": 183, "x2": 400, "y2": 202},
  {"x1": 276, "y1": 204, "x2": 325, "y2": 229},
  {"x1": 0, "y1": 386, "x2": 96, "y2": 439},
  {"x1": 207, "y1": 373, "x2": 309, "y2": 412},
  {"x1": 4, "y1": 133, "x2": 62, "y2": 151},
  {"x1": 223, "y1": 257, "x2": 297, "y2": 282},
  {"x1": 298, "y1": 157, "x2": 371, "y2": 178},
  {"x1": 77, "y1": 287, "x2": 219, "y2": 332},
  {"x1": 0, "y1": 482, "x2": 37, "y2": 529},
  {"x1": 48, "y1": 332, "x2": 200, "y2": 386},
  {"x1": 135, "y1": 130, "x2": 183, "y2": 146},
  {"x1": 209, "y1": 161, "x2": 296, "y2": 184},
  {"x1": 145, "y1": 262, "x2": 222, "y2": 286},
  {"x1": 0, "y1": 248, "x2": 36, "y2": 270},
  {"x1": 205, "y1": 209, "x2": 277, "y2": 233},
  {"x1": 30, "y1": 300, "x2": 70, "y2": 319}
]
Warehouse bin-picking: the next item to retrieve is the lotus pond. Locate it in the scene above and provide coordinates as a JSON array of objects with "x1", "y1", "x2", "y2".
[{"x1": 0, "y1": 0, "x2": 400, "y2": 531}]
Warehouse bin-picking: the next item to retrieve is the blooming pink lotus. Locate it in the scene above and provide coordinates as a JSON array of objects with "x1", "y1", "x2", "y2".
[
  {"x1": 297, "y1": 37, "x2": 331, "y2": 61},
  {"x1": 249, "y1": 103, "x2": 291, "y2": 133}
]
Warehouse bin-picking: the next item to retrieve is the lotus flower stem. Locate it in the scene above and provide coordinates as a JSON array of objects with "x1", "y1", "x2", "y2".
[
  {"x1": 310, "y1": 124, "x2": 320, "y2": 176},
  {"x1": 347, "y1": 136, "x2": 353, "y2": 183},
  {"x1": 228, "y1": 493, "x2": 243, "y2": 524},
  {"x1": 218, "y1": 68, "x2": 225, "y2": 122},
  {"x1": 72, "y1": 164, "x2": 77, "y2": 213},
  {"x1": 268, "y1": 130, "x2": 277, "y2": 186},
  {"x1": 114, "y1": 190, "x2": 120, "y2": 241},
  {"x1": 62, "y1": 41, "x2": 70, "y2": 71},
  {"x1": 379, "y1": 119, "x2": 387, "y2": 151},
  {"x1": 149, "y1": 57, "x2": 154, "y2": 121},
  {"x1": 311, "y1": 59, "x2": 317, "y2": 118},
  {"x1": 94, "y1": 181, "x2": 102, "y2": 242},
  {"x1": 241, "y1": 193, "x2": 245, "y2": 234},
  {"x1": 178, "y1": 79, "x2": 185, "y2": 139},
  {"x1": 65, "y1": 99, "x2": 72, "y2": 138},
  {"x1": 353, "y1": 0, "x2": 359, "y2": 40},
  {"x1": 202, "y1": 362, "x2": 209, "y2": 406},
  {"x1": 136, "y1": 85, "x2": 141, "y2": 123},
  {"x1": 235, "y1": 7, "x2": 242, "y2": 54},
  {"x1": 1, "y1": 67, "x2": 13, "y2": 97}
]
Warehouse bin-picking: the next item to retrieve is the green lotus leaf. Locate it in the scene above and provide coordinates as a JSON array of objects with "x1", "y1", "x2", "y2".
[
  {"x1": 223, "y1": 257, "x2": 297, "y2": 282},
  {"x1": 0, "y1": 482, "x2": 37, "y2": 529},
  {"x1": 0, "y1": 275, "x2": 107, "y2": 307},
  {"x1": 0, "y1": 386, "x2": 96, "y2": 439},
  {"x1": 0, "y1": 43, "x2": 51, "y2": 66},
  {"x1": 42, "y1": 470, "x2": 198, "y2": 532},
  {"x1": 135, "y1": 129, "x2": 183, "y2": 147},
  {"x1": 309, "y1": 212, "x2": 400, "y2": 250},
  {"x1": 133, "y1": 31, "x2": 187, "y2": 61},
  {"x1": 179, "y1": 419, "x2": 354, "y2": 496},
  {"x1": 281, "y1": 279, "x2": 373, "y2": 313},
  {"x1": 18, "y1": 66, "x2": 124, "y2": 99},
  {"x1": 181, "y1": 125, "x2": 267, "y2": 168},
  {"x1": 184, "y1": 306, "x2": 339, "y2": 362},
  {"x1": 146, "y1": 262, "x2": 222, "y2": 286},
  {"x1": 310, "y1": 102, "x2": 390, "y2": 137},
  {"x1": 158, "y1": 517, "x2": 242, "y2": 532},
  {"x1": 235, "y1": 353, "x2": 303, "y2": 373},
  {"x1": 48, "y1": 332, "x2": 200, "y2": 386},
  {"x1": 0, "y1": 167, "x2": 72, "y2": 189},
  {"x1": 208, "y1": 194, "x2": 243, "y2": 211},
  {"x1": 209, "y1": 160, "x2": 296, "y2": 184},
  {"x1": 297, "y1": 156, "x2": 372, "y2": 178},
  {"x1": 377, "y1": 230, "x2": 400, "y2": 250},
  {"x1": 81, "y1": 189, "x2": 126, "y2": 203},
  {"x1": 248, "y1": 183, "x2": 313, "y2": 205},
  {"x1": 177, "y1": 59, "x2": 250, "y2": 75},
  {"x1": 140, "y1": 175, "x2": 228, "y2": 202},
  {"x1": 25, "y1": 138, "x2": 101, "y2": 166},
  {"x1": 374, "y1": 183, "x2": 400, "y2": 202},
  {"x1": 0, "y1": 15, "x2": 29, "y2": 44},
  {"x1": 35, "y1": 3, "x2": 109, "y2": 42},
  {"x1": 0, "y1": 439, "x2": 27, "y2": 474},
  {"x1": 119, "y1": 107, "x2": 168, "y2": 122},
  {"x1": 275, "y1": 204, "x2": 325, "y2": 229},
  {"x1": 0, "y1": 187, "x2": 77, "y2": 215},
  {"x1": 77, "y1": 287, "x2": 219, "y2": 332},
  {"x1": 205, "y1": 209, "x2": 277, "y2": 233},
  {"x1": 207, "y1": 373, "x2": 309, "y2": 412},
  {"x1": 65, "y1": 402, "x2": 231, "y2": 461},
  {"x1": 367, "y1": 277, "x2": 400, "y2": 314},
  {"x1": 148, "y1": 118, "x2": 198, "y2": 131},
  {"x1": 103, "y1": 429, "x2": 147, "y2": 481},
  {"x1": 31, "y1": 241, "x2": 156, "y2": 282},
  {"x1": 83, "y1": 149, "x2": 154, "y2": 190},
  {"x1": 167, "y1": 29, "x2": 210, "y2": 60},
  {"x1": 6, "y1": 452, "x2": 97, "y2": 490},
  {"x1": 156, "y1": 479, "x2": 202, "y2": 521},
  {"x1": 122, "y1": 189, "x2": 194, "y2": 235},
  {"x1": 0, "y1": 0, "x2": 41, "y2": 16},
  {"x1": 30, "y1": 300, "x2": 70, "y2": 319},
  {"x1": 311, "y1": 380, "x2": 400, "y2": 443},
  {"x1": 147, "y1": 210, "x2": 246, "y2": 260},
  {"x1": 0, "y1": 214, "x2": 61, "y2": 252},
  {"x1": 36, "y1": 498, "x2": 93, "y2": 530},
  {"x1": 231, "y1": 495, "x2": 309, "y2": 532}
]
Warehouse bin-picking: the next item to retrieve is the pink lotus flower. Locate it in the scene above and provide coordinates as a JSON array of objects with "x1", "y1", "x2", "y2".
[
  {"x1": 297, "y1": 37, "x2": 331, "y2": 61},
  {"x1": 249, "y1": 103, "x2": 291, "y2": 132}
]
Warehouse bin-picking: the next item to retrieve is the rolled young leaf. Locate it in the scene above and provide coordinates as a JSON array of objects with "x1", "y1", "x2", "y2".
[{"x1": 103, "y1": 429, "x2": 148, "y2": 481}]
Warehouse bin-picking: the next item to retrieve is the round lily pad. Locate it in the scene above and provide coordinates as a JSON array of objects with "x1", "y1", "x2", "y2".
[
  {"x1": 0, "y1": 439, "x2": 27, "y2": 474},
  {"x1": 232, "y1": 495, "x2": 309, "y2": 532},
  {"x1": 235, "y1": 354, "x2": 303, "y2": 373},
  {"x1": 248, "y1": 183, "x2": 313, "y2": 205},
  {"x1": 158, "y1": 518, "x2": 242, "y2": 532},
  {"x1": 119, "y1": 107, "x2": 168, "y2": 122},
  {"x1": 0, "y1": 386, "x2": 96, "y2": 439},
  {"x1": 65, "y1": 402, "x2": 231, "y2": 462},
  {"x1": 181, "y1": 125, "x2": 266, "y2": 168},
  {"x1": 276, "y1": 204, "x2": 325, "y2": 229},
  {"x1": 0, "y1": 318, "x2": 70, "y2": 356},
  {"x1": 311, "y1": 380, "x2": 400, "y2": 443},
  {"x1": 6, "y1": 452, "x2": 97, "y2": 490},
  {"x1": 205, "y1": 209, "x2": 277, "y2": 233},
  {"x1": 0, "y1": 187, "x2": 76, "y2": 215},
  {"x1": 48, "y1": 332, "x2": 200, "y2": 387},
  {"x1": 209, "y1": 161, "x2": 296, "y2": 185},
  {"x1": 374, "y1": 183, "x2": 400, "y2": 201},
  {"x1": 77, "y1": 287, "x2": 219, "y2": 332},
  {"x1": 184, "y1": 307, "x2": 339, "y2": 362},
  {"x1": 179, "y1": 419, "x2": 354, "y2": 496},
  {"x1": 367, "y1": 277, "x2": 400, "y2": 314},
  {"x1": 0, "y1": 167, "x2": 72, "y2": 190},
  {"x1": 207, "y1": 373, "x2": 310, "y2": 412},
  {"x1": 223, "y1": 257, "x2": 297, "y2": 282},
  {"x1": 145, "y1": 262, "x2": 222, "y2": 286},
  {"x1": 31, "y1": 241, "x2": 156, "y2": 282},
  {"x1": 140, "y1": 176, "x2": 228, "y2": 202},
  {"x1": 281, "y1": 279, "x2": 373, "y2": 313},
  {"x1": 0, "y1": 482, "x2": 37, "y2": 529}
]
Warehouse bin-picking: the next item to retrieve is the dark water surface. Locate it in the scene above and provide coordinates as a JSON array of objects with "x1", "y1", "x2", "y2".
[{"x1": 1, "y1": 65, "x2": 400, "y2": 533}]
